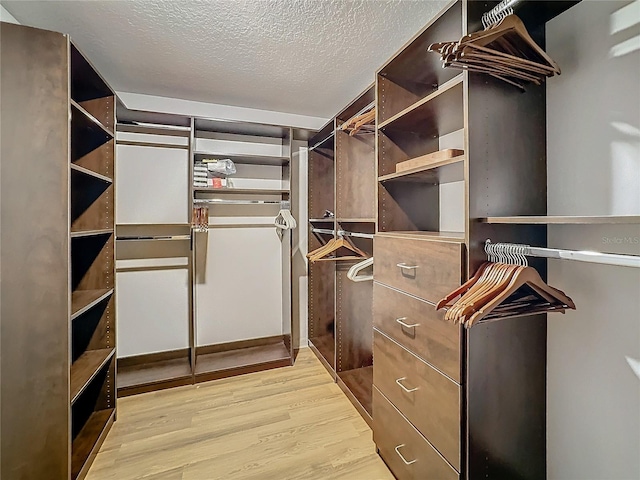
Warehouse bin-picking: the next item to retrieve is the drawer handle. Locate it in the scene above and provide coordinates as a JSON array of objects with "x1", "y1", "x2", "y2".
[
  {"x1": 396, "y1": 317, "x2": 420, "y2": 329},
  {"x1": 395, "y1": 377, "x2": 419, "y2": 393},
  {"x1": 397, "y1": 263, "x2": 419, "y2": 270},
  {"x1": 394, "y1": 444, "x2": 417, "y2": 465}
]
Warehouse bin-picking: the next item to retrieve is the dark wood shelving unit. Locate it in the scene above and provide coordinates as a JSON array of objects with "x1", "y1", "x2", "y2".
[
  {"x1": 1, "y1": 24, "x2": 117, "y2": 479},
  {"x1": 194, "y1": 151, "x2": 290, "y2": 166},
  {"x1": 70, "y1": 348, "x2": 116, "y2": 404},
  {"x1": 307, "y1": 86, "x2": 376, "y2": 425}
]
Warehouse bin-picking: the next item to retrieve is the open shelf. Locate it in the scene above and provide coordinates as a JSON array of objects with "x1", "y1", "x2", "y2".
[
  {"x1": 480, "y1": 215, "x2": 640, "y2": 224},
  {"x1": 195, "y1": 341, "x2": 290, "y2": 382},
  {"x1": 309, "y1": 218, "x2": 335, "y2": 223},
  {"x1": 70, "y1": 229, "x2": 113, "y2": 238},
  {"x1": 193, "y1": 188, "x2": 290, "y2": 195},
  {"x1": 194, "y1": 152, "x2": 289, "y2": 166},
  {"x1": 71, "y1": 99, "x2": 114, "y2": 138},
  {"x1": 118, "y1": 355, "x2": 192, "y2": 396},
  {"x1": 71, "y1": 163, "x2": 113, "y2": 184},
  {"x1": 70, "y1": 348, "x2": 115, "y2": 404},
  {"x1": 71, "y1": 288, "x2": 114, "y2": 320},
  {"x1": 376, "y1": 230, "x2": 465, "y2": 242},
  {"x1": 336, "y1": 218, "x2": 376, "y2": 223},
  {"x1": 71, "y1": 408, "x2": 114, "y2": 480},
  {"x1": 338, "y1": 366, "x2": 373, "y2": 417},
  {"x1": 117, "y1": 122, "x2": 191, "y2": 137},
  {"x1": 378, "y1": 75, "x2": 464, "y2": 135},
  {"x1": 379, "y1": 155, "x2": 465, "y2": 184}
]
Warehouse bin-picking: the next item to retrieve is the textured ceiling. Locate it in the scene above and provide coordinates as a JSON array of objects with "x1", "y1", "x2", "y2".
[{"x1": 3, "y1": 0, "x2": 448, "y2": 118}]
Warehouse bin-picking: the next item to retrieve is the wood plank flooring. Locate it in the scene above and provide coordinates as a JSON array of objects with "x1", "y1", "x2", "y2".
[{"x1": 86, "y1": 348, "x2": 393, "y2": 480}]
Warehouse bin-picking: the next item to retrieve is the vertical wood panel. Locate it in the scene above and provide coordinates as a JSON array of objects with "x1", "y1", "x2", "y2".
[{"x1": 0, "y1": 23, "x2": 70, "y2": 480}]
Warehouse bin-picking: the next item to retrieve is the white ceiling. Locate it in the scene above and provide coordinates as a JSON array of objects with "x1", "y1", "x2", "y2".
[{"x1": 3, "y1": 0, "x2": 448, "y2": 118}]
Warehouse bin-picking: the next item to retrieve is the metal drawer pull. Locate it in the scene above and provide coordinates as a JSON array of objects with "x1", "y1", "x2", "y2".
[
  {"x1": 395, "y1": 377, "x2": 419, "y2": 393},
  {"x1": 396, "y1": 317, "x2": 420, "y2": 329},
  {"x1": 394, "y1": 444, "x2": 417, "y2": 465},
  {"x1": 397, "y1": 263, "x2": 419, "y2": 270}
]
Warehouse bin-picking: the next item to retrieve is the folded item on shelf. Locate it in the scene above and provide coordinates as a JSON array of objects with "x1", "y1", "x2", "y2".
[{"x1": 204, "y1": 159, "x2": 236, "y2": 176}]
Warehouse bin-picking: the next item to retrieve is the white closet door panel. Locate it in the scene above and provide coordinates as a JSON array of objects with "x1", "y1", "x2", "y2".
[
  {"x1": 195, "y1": 227, "x2": 283, "y2": 345},
  {"x1": 116, "y1": 144, "x2": 189, "y2": 224},
  {"x1": 116, "y1": 268, "x2": 190, "y2": 357}
]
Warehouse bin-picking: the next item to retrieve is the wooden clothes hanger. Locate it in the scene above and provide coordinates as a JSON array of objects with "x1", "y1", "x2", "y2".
[{"x1": 307, "y1": 236, "x2": 368, "y2": 263}]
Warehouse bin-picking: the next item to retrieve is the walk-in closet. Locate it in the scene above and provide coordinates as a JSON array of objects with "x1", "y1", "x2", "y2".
[{"x1": 1, "y1": 1, "x2": 638, "y2": 479}]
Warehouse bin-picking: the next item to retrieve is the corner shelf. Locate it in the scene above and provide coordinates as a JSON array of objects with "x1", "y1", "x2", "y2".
[
  {"x1": 70, "y1": 348, "x2": 115, "y2": 404},
  {"x1": 194, "y1": 152, "x2": 289, "y2": 166},
  {"x1": 480, "y1": 215, "x2": 640, "y2": 224},
  {"x1": 71, "y1": 288, "x2": 114, "y2": 320},
  {"x1": 378, "y1": 74, "x2": 464, "y2": 134},
  {"x1": 376, "y1": 230, "x2": 465, "y2": 243},
  {"x1": 379, "y1": 155, "x2": 465, "y2": 184},
  {"x1": 71, "y1": 163, "x2": 113, "y2": 184}
]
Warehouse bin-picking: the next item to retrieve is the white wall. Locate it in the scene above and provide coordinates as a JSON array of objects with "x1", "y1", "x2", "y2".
[
  {"x1": 0, "y1": 5, "x2": 19, "y2": 24},
  {"x1": 546, "y1": 2, "x2": 640, "y2": 478}
]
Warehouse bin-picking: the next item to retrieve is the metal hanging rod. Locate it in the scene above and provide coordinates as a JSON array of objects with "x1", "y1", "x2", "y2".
[
  {"x1": 486, "y1": 240, "x2": 640, "y2": 269},
  {"x1": 311, "y1": 228, "x2": 335, "y2": 235},
  {"x1": 338, "y1": 230, "x2": 374, "y2": 240},
  {"x1": 117, "y1": 235, "x2": 191, "y2": 242},
  {"x1": 482, "y1": 0, "x2": 520, "y2": 29},
  {"x1": 193, "y1": 198, "x2": 290, "y2": 207}
]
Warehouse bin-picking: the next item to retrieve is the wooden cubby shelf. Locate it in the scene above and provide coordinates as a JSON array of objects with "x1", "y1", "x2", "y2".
[
  {"x1": 70, "y1": 348, "x2": 115, "y2": 404},
  {"x1": 379, "y1": 155, "x2": 465, "y2": 184},
  {"x1": 71, "y1": 408, "x2": 115, "y2": 480},
  {"x1": 480, "y1": 215, "x2": 640, "y2": 224},
  {"x1": 378, "y1": 74, "x2": 464, "y2": 134},
  {"x1": 309, "y1": 218, "x2": 335, "y2": 223},
  {"x1": 71, "y1": 288, "x2": 114, "y2": 320},
  {"x1": 71, "y1": 99, "x2": 114, "y2": 138},
  {"x1": 194, "y1": 152, "x2": 289, "y2": 166},
  {"x1": 336, "y1": 218, "x2": 376, "y2": 223},
  {"x1": 71, "y1": 163, "x2": 113, "y2": 184},
  {"x1": 193, "y1": 188, "x2": 290, "y2": 195}
]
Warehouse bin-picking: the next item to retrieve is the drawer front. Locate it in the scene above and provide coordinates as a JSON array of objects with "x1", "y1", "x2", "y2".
[
  {"x1": 374, "y1": 331, "x2": 460, "y2": 470},
  {"x1": 374, "y1": 235, "x2": 463, "y2": 303},
  {"x1": 373, "y1": 282, "x2": 461, "y2": 382},
  {"x1": 373, "y1": 387, "x2": 459, "y2": 480}
]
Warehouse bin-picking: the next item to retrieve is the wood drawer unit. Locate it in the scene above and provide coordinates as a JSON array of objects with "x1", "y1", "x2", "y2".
[
  {"x1": 373, "y1": 282, "x2": 461, "y2": 382},
  {"x1": 373, "y1": 387, "x2": 459, "y2": 480},
  {"x1": 373, "y1": 330, "x2": 461, "y2": 470},
  {"x1": 374, "y1": 235, "x2": 463, "y2": 303}
]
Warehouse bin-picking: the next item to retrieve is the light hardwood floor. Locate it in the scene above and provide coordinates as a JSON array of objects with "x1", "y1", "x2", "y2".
[{"x1": 87, "y1": 348, "x2": 393, "y2": 480}]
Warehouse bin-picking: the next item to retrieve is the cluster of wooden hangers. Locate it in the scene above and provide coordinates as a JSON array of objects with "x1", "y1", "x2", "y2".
[
  {"x1": 340, "y1": 107, "x2": 376, "y2": 136},
  {"x1": 307, "y1": 234, "x2": 368, "y2": 263},
  {"x1": 427, "y1": 12, "x2": 560, "y2": 90},
  {"x1": 436, "y1": 241, "x2": 575, "y2": 328}
]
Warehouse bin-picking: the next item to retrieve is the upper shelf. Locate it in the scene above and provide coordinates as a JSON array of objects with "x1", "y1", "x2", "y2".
[
  {"x1": 194, "y1": 152, "x2": 289, "y2": 166},
  {"x1": 378, "y1": 74, "x2": 464, "y2": 136},
  {"x1": 193, "y1": 188, "x2": 290, "y2": 195},
  {"x1": 480, "y1": 215, "x2": 640, "y2": 225},
  {"x1": 376, "y1": 230, "x2": 465, "y2": 243},
  {"x1": 195, "y1": 118, "x2": 291, "y2": 139},
  {"x1": 379, "y1": 155, "x2": 464, "y2": 184}
]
